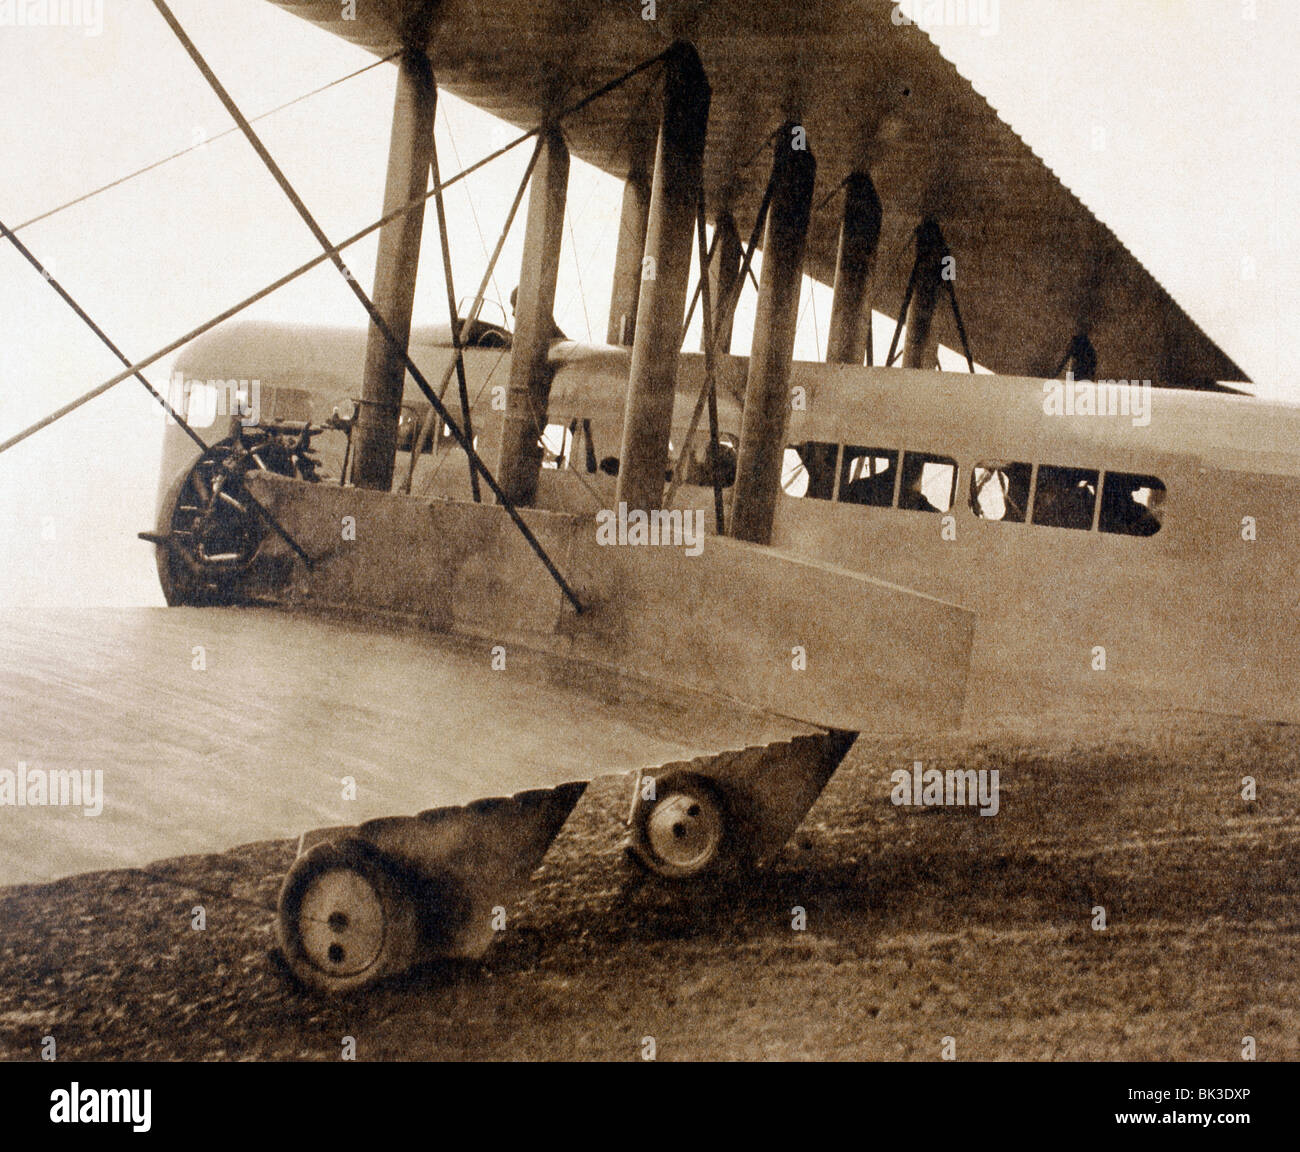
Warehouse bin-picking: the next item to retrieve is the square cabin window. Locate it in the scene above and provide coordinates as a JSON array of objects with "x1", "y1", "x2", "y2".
[
  {"x1": 970, "y1": 461, "x2": 1032, "y2": 523},
  {"x1": 899, "y1": 452, "x2": 958, "y2": 513},
  {"x1": 782, "y1": 441, "x2": 839, "y2": 499},
  {"x1": 1031, "y1": 465, "x2": 1099, "y2": 530},
  {"x1": 839, "y1": 447, "x2": 898, "y2": 507},
  {"x1": 540, "y1": 422, "x2": 571, "y2": 469},
  {"x1": 1099, "y1": 472, "x2": 1165, "y2": 537}
]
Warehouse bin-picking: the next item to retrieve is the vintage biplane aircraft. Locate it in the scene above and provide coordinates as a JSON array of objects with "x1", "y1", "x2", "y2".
[{"x1": 1, "y1": 1, "x2": 1293, "y2": 995}]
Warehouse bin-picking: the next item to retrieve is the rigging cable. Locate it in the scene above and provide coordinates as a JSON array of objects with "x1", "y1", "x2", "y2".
[
  {"x1": 0, "y1": 218, "x2": 312, "y2": 565},
  {"x1": 436, "y1": 98, "x2": 505, "y2": 315},
  {"x1": 10, "y1": 52, "x2": 400, "y2": 236},
  {"x1": 567, "y1": 207, "x2": 593, "y2": 342},
  {"x1": 0, "y1": 46, "x2": 667, "y2": 464},
  {"x1": 148, "y1": 0, "x2": 675, "y2": 612}
]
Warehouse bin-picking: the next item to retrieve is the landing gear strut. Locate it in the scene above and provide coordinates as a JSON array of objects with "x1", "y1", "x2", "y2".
[{"x1": 624, "y1": 732, "x2": 860, "y2": 883}]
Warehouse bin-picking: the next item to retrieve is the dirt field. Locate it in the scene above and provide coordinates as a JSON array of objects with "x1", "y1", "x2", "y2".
[{"x1": 1, "y1": 713, "x2": 1296, "y2": 1061}]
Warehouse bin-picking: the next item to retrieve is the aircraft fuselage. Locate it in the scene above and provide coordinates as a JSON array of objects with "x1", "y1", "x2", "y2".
[{"x1": 162, "y1": 326, "x2": 1300, "y2": 728}]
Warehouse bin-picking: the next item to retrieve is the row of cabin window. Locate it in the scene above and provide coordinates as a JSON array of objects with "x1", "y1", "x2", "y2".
[
  {"x1": 539, "y1": 421, "x2": 741, "y2": 485},
  {"x1": 781, "y1": 442, "x2": 1165, "y2": 537},
  {"x1": 449, "y1": 421, "x2": 1162, "y2": 539},
  {"x1": 429, "y1": 417, "x2": 736, "y2": 484}
]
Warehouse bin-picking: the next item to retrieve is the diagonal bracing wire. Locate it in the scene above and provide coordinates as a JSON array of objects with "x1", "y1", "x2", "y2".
[
  {"x1": 0, "y1": 50, "x2": 670, "y2": 461},
  {"x1": 150, "y1": 0, "x2": 583, "y2": 612},
  {"x1": 695, "y1": 190, "x2": 726, "y2": 533},
  {"x1": 428, "y1": 124, "x2": 481, "y2": 502},
  {"x1": 566, "y1": 208, "x2": 593, "y2": 342},
  {"x1": 148, "y1": 2, "x2": 676, "y2": 614},
  {"x1": 662, "y1": 153, "x2": 781, "y2": 521},
  {"x1": 436, "y1": 100, "x2": 505, "y2": 317},
  {"x1": 405, "y1": 134, "x2": 545, "y2": 495},
  {"x1": 9, "y1": 52, "x2": 400, "y2": 236},
  {"x1": 0, "y1": 218, "x2": 312, "y2": 566}
]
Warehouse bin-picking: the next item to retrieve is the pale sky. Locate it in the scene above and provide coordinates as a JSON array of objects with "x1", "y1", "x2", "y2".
[{"x1": 0, "y1": 0, "x2": 1295, "y2": 606}]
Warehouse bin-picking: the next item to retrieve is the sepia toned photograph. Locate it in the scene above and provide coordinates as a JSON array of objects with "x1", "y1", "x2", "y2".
[{"x1": 0, "y1": 0, "x2": 1294, "y2": 1115}]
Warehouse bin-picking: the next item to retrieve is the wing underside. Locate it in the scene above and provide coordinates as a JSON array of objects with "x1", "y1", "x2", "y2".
[{"x1": 265, "y1": 0, "x2": 1246, "y2": 388}]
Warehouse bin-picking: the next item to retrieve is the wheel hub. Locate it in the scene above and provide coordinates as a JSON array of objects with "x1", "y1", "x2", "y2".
[
  {"x1": 297, "y1": 866, "x2": 387, "y2": 977},
  {"x1": 645, "y1": 789, "x2": 723, "y2": 873}
]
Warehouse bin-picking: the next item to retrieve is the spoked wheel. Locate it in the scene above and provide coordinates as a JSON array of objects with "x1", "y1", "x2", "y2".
[
  {"x1": 151, "y1": 433, "x2": 310, "y2": 605},
  {"x1": 626, "y1": 772, "x2": 740, "y2": 880},
  {"x1": 276, "y1": 838, "x2": 421, "y2": 996}
]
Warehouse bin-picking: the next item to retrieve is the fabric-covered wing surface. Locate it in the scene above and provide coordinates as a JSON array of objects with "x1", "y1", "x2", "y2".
[
  {"x1": 0, "y1": 608, "x2": 819, "y2": 884},
  {"x1": 267, "y1": 0, "x2": 1246, "y2": 388}
]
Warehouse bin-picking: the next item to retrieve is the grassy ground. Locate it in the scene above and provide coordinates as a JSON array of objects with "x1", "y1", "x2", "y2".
[{"x1": 1, "y1": 713, "x2": 1296, "y2": 1061}]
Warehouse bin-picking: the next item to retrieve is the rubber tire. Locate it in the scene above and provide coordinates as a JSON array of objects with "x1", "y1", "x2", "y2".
[
  {"x1": 276, "y1": 838, "x2": 420, "y2": 996},
  {"x1": 625, "y1": 771, "x2": 738, "y2": 881}
]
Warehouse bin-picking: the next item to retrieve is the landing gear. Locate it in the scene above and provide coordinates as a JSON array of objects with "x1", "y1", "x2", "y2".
[
  {"x1": 624, "y1": 733, "x2": 860, "y2": 882},
  {"x1": 271, "y1": 736, "x2": 857, "y2": 993},
  {"x1": 625, "y1": 771, "x2": 737, "y2": 880},
  {"x1": 276, "y1": 783, "x2": 586, "y2": 996},
  {"x1": 276, "y1": 838, "x2": 420, "y2": 996}
]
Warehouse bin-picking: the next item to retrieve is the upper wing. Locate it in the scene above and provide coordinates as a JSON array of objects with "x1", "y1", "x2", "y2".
[{"x1": 267, "y1": 0, "x2": 1246, "y2": 389}]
